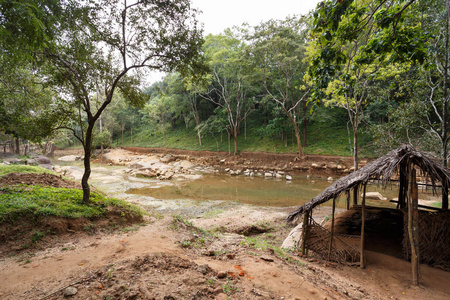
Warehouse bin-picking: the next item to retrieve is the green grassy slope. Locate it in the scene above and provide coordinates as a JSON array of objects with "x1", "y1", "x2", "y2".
[{"x1": 112, "y1": 120, "x2": 375, "y2": 157}]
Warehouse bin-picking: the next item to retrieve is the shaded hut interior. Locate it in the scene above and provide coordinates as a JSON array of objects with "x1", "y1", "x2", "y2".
[{"x1": 287, "y1": 145, "x2": 450, "y2": 283}]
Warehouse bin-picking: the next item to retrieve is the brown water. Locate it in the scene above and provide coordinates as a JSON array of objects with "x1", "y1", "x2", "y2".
[{"x1": 126, "y1": 174, "x2": 400, "y2": 208}]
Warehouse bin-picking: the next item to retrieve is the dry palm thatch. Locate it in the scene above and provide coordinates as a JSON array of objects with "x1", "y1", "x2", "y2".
[{"x1": 287, "y1": 145, "x2": 450, "y2": 223}]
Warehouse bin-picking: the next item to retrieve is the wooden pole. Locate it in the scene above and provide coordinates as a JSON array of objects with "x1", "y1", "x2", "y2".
[
  {"x1": 408, "y1": 167, "x2": 420, "y2": 285},
  {"x1": 301, "y1": 210, "x2": 310, "y2": 256},
  {"x1": 360, "y1": 182, "x2": 367, "y2": 268},
  {"x1": 328, "y1": 197, "x2": 336, "y2": 261},
  {"x1": 353, "y1": 187, "x2": 358, "y2": 206},
  {"x1": 346, "y1": 190, "x2": 350, "y2": 210},
  {"x1": 442, "y1": 180, "x2": 448, "y2": 210}
]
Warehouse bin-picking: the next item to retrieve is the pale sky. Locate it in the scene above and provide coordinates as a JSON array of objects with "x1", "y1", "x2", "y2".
[
  {"x1": 147, "y1": 0, "x2": 321, "y2": 83},
  {"x1": 191, "y1": 0, "x2": 321, "y2": 35}
]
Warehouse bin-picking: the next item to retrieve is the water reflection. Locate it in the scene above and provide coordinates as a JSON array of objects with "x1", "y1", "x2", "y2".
[{"x1": 126, "y1": 174, "x2": 400, "y2": 208}]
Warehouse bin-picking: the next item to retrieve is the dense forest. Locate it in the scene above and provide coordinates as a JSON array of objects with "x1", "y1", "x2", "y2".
[{"x1": 1, "y1": 0, "x2": 450, "y2": 197}]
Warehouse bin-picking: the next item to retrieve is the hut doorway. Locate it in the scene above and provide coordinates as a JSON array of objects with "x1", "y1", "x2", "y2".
[{"x1": 323, "y1": 206, "x2": 404, "y2": 258}]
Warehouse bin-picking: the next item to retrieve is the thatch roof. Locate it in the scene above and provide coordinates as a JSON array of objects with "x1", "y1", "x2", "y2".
[{"x1": 287, "y1": 145, "x2": 450, "y2": 223}]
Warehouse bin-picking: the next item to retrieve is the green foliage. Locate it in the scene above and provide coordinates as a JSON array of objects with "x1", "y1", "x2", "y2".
[
  {"x1": 0, "y1": 165, "x2": 56, "y2": 176},
  {"x1": 0, "y1": 186, "x2": 144, "y2": 224},
  {"x1": 222, "y1": 279, "x2": 239, "y2": 296}
]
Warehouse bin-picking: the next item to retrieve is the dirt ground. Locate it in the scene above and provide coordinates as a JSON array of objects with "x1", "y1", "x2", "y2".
[
  {"x1": 0, "y1": 172, "x2": 80, "y2": 189},
  {"x1": 0, "y1": 148, "x2": 449, "y2": 300}
]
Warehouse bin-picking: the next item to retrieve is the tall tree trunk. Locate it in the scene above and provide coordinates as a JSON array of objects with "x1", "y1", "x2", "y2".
[
  {"x1": 121, "y1": 117, "x2": 124, "y2": 145},
  {"x1": 302, "y1": 101, "x2": 309, "y2": 147},
  {"x1": 195, "y1": 116, "x2": 202, "y2": 146},
  {"x1": 82, "y1": 124, "x2": 94, "y2": 203},
  {"x1": 15, "y1": 138, "x2": 20, "y2": 155},
  {"x1": 227, "y1": 131, "x2": 231, "y2": 154},
  {"x1": 233, "y1": 126, "x2": 238, "y2": 154},
  {"x1": 282, "y1": 106, "x2": 303, "y2": 156},
  {"x1": 353, "y1": 125, "x2": 358, "y2": 171},
  {"x1": 131, "y1": 126, "x2": 133, "y2": 144}
]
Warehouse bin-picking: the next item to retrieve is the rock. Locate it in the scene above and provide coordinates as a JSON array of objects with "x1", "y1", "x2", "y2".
[
  {"x1": 361, "y1": 192, "x2": 387, "y2": 201},
  {"x1": 264, "y1": 172, "x2": 273, "y2": 178},
  {"x1": 226, "y1": 253, "x2": 236, "y2": 259},
  {"x1": 215, "y1": 293, "x2": 227, "y2": 300},
  {"x1": 160, "y1": 171, "x2": 174, "y2": 180},
  {"x1": 277, "y1": 171, "x2": 285, "y2": 175},
  {"x1": 26, "y1": 158, "x2": 37, "y2": 165},
  {"x1": 281, "y1": 223, "x2": 302, "y2": 250},
  {"x1": 250, "y1": 172, "x2": 255, "y2": 177},
  {"x1": 130, "y1": 162, "x2": 145, "y2": 169},
  {"x1": 217, "y1": 271, "x2": 227, "y2": 278},
  {"x1": 213, "y1": 287, "x2": 223, "y2": 295},
  {"x1": 40, "y1": 164, "x2": 54, "y2": 171},
  {"x1": 6, "y1": 158, "x2": 23, "y2": 164},
  {"x1": 58, "y1": 155, "x2": 80, "y2": 162},
  {"x1": 224, "y1": 168, "x2": 230, "y2": 172},
  {"x1": 286, "y1": 175, "x2": 293, "y2": 181},
  {"x1": 203, "y1": 249, "x2": 215, "y2": 256},
  {"x1": 177, "y1": 160, "x2": 195, "y2": 169},
  {"x1": 260, "y1": 256, "x2": 274, "y2": 262},
  {"x1": 160, "y1": 155, "x2": 176, "y2": 163},
  {"x1": 327, "y1": 176, "x2": 333, "y2": 181},
  {"x1": 275, "y1": 173, "x2": 283, "y2": 179},
  {"x1": 256, "y1": 172, "x2": 262, "y2": 177},
  {"x1": 243, "y1": 171, "x2": 250, "y2": 176},
  {"x1": 311, "y1": 163, "x2": 319, "y2": 168},
  {"x1": 220, "y1": 159, "x2": 226, "y2": 163},
  {"x1": 196, "y1": 264, "x2": 211, "y2": 275},
  {"x1": 35, "y1": 156, "x2": 51, "y2": 164},
  {"x1": 63, "y1": 286, "x2": 78, "y2": 297}
]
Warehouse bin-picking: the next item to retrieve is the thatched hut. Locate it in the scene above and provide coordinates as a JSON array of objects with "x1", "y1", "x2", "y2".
[{"x1": 287, "y1": 145, "x2": 450, "y2": 285}]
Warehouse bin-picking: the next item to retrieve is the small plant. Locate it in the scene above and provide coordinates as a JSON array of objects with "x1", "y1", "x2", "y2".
[
  {"x1": 180, "y1": 240, "x2": 192, "y2": 248},
  {"x1": 105, "y1": 266, "x2": 115, "y2": 281},
  {"x1": 243, "y1": 236, "x2": 269, "y2": 251},
  {"x1": 203, "y1": 209, "x2": 224, "y2": 219},
  {"x1": 222, "y1": 280, "x2": 239, "y2": 296},
  {"x1": 31, "y1": 231, "x2": 46, "y2": 243},
  {"x1": 323, "y1": 215, "x2": 332, "y2": 224},
  {"x1": 206, "y1": 278, "x2": 215, "y2": 285}
]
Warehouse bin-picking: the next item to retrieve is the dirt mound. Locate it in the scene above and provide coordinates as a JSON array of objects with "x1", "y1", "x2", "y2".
[{"x1": 0, "y1": 172, "x2": 80, "y2": 189}]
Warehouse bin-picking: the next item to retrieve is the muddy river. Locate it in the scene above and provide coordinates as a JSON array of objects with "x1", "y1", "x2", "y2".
[
  {"x1": 54, "y1": 160, "x2": 400, "y2": 209},
  {"x1": 126, "y1": 174, "x2": 399, "y2": 208}
]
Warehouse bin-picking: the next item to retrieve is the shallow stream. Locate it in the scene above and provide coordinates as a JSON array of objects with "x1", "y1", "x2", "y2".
[{"x1": 54, "y1": 160, "x2": 401, "y2": 209}]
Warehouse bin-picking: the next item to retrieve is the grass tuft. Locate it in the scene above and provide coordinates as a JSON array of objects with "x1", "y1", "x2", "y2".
[
  {"x1": 0, "y1": 165, "x2": 56, "y2": 177},
  {"x1": 0, "y1": 185, "x2": 144, "y2": 224}
]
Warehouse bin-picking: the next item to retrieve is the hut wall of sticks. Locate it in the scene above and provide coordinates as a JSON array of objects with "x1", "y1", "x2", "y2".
[
  {"x1": 402, "y1": 210, "x2": 450, "y2": 269},
  {"x1": 287, "y1": 145, "x2": 450, "y2": 285}
]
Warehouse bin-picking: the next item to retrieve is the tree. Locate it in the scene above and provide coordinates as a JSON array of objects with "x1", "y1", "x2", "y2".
[
  {"x1": 0, "y1": 63, "x2": 68, "y2": 153},
  {"x1": 200, "y1": 31, "x2": 256, "y2": 154},
  {"x1": 248, "y1": 17, "x2": 311, "y2": 156},
  {"x1": 5, "y1": 0, "x2": 205, "y2": 203},
  {"x1": 308, "y1": 0, "x2": 427, "y2": 170}
]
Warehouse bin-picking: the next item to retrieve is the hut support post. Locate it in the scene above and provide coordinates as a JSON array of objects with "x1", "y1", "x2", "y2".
[
  {"x1": 301, "y1": 210, "x2": 310, "y2": 256},
  {"x1": 346, "y1": 190, "x2": 350, "y2": 210},
  {"x1": 442, "y1": 180, "x2": 448, "y2": 210},
  {"x1": 360, "y1": 183, "x2": 367, "y2": 268},
  {"x1": 398, "y1": 163, "x2": 406, "y2": 209},
  {"x1": 408, "y1": 167, "x2": 420, "y2": 285},
  {"x1": 328, "y1": 197, "x2": 336, "y2": 261},
  {"x1": 353, "y1": 187, "x2": 358, "y2": 206}
]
